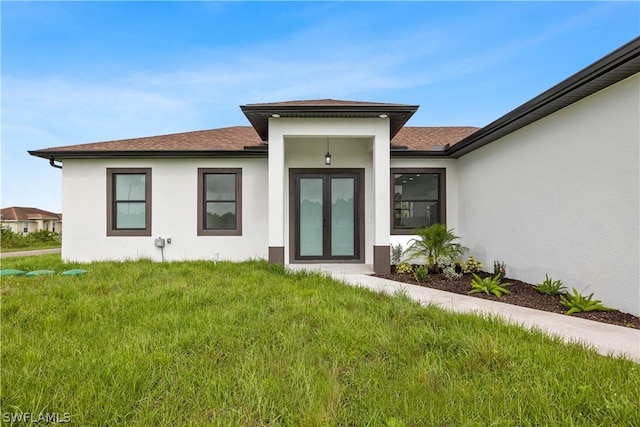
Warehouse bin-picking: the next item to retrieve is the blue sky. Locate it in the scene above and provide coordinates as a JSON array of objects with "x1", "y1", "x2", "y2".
[{"x1": 2, "y1": 1, "x2": 638, "y2": 213}]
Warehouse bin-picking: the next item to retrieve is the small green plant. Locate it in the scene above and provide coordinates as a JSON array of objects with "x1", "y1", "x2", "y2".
[
  {"x1": 405, "y1": 224, "x2": 468, "y2": 271},
  {"x1": 443, "y1": 265, "x2": 462, "y2": 280},
  {"x1": 560, "y1": 288, "x2": 612, "y2": 315},
  {"x1": 396, "y1": 262, "x2": 413, "y2": 275},
  {"x1": 469, "y1": 273, "x2": 511, "y2": 298},
  {"x1": 535, "y1": 274, "x2": 566, "y2": 296},
  {"x1": 391, "y1": 243, "x2": 403, "y2": 266},
  {"x1": 493, "y1": 260, "x2": 507, "y2": 278},
  {"x1": 414, "y1": 265, "x2": 429, "y2": 282},
  {"x1": 435, "y1": 254, "x2": 452, "y2": 271},
  {"x1": 462, "y1": 256, "x2": 483, "y2": 273},
  {"x1": 436, "y1": 254, "x2": 463, "y2": 279}
]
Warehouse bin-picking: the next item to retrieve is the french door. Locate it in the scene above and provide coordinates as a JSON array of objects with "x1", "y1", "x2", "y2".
[{"x1": 293, "y1": 170, "x2": 362, "y2": 261}]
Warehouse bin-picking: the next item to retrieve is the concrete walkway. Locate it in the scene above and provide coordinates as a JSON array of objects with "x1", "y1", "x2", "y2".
[
  {"x1": 0, "y1": 248, "x2": 61, "y2": 259},
  {"x1": 289, "y1": 264, "x2": 640, "y2": 362}
]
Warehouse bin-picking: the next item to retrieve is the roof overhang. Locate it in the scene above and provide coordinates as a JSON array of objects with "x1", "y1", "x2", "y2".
[
  {"x1": 448, "y1": 36, "x2": 640, "y2": 158},
  {"x1": 240, "y1": 103, "x2": 419, "y2": 141},
  {"x1": 28, "y1": 149, "x2": 268, "y2": 160}
]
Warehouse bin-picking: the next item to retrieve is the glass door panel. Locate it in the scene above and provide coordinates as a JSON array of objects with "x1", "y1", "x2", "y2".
[
  {"x1": 331, "y1": 178, "x2": 355, "y2": 256},
  {"x1": 299, "y1": 178, "x2": 323, "y2": 256}
]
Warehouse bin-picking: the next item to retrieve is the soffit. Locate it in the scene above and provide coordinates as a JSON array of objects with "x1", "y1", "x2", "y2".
[{"x1": 240, "y1": 99, "x2": 419, "y2": 141}]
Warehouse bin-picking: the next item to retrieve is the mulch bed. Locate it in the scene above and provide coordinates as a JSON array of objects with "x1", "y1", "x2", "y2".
[{"x1": 374, "y1": 270, "x2": 640, "y2": 329}]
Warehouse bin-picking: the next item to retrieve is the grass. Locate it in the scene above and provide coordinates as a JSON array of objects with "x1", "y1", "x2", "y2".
[
  {"x1": 0, "y1": 243, "x2": 61, "y2": 253},
  {"x1": 1, "y1": 255, "x2": 639, "y2": 426}
]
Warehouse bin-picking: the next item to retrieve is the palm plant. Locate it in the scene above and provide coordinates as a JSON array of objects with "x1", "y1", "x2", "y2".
[{"x1": 404, "y1": 224, "x2": 468, "y2": 271}]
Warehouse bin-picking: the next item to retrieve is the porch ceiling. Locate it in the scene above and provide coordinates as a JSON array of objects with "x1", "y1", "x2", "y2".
[{"x1": 240, "y1": 99, "x2": 419, "y2": 142}]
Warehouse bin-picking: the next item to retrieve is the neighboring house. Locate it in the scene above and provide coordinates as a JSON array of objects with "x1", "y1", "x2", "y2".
[
  {"x1": 29, "y1": 37, "x2": 639, "y2": 315},
  {"x1": 0, "y1": 207, "x2": 63, "y2": 234}
]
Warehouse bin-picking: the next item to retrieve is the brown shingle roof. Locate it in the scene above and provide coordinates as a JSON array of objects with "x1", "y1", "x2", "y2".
[
  {"x1": 36, "y1": 126, "x2": 264, "y2": 153},
  {"x1": 1, "y1": 207, "x2": 62, "y2": 221},
  {"x1": 392, "y1": 126, "x2": 480, "y2": 150},
  {"x1": 243, "y1": 99, "x2": 416, "y2": 107},
  {"x1": 29, "y1": 125, "x2": 479, "y2": 159}
]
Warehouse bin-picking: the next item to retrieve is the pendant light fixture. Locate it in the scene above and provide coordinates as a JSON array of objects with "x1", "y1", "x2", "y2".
[{"x1": 324, "y1": 138, "x2": 332, "y2": 166}]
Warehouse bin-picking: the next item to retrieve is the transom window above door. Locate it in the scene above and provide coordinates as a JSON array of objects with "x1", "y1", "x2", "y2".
[{"x1": 391, "y1": 168, "x2": 446, "y2": 234}]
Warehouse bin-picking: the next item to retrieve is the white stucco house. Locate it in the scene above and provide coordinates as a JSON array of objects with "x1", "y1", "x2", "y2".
[
  {"x1": 30, "y1": 37, "x2": 639, "y2": 315},
  {"x1": 0, "y1": 206, "x2": 63, "y2": 235}
]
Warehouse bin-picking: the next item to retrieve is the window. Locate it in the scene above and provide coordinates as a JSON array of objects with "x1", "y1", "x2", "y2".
[
  {"x1": 391, "y1": 168, "x2": 446, "y2": 234},
  {"x1": 107, "y1": 168, "x2": 151, "y2": 236},
  {"x1": 23, "y1": 222, "x2": 28, "y2": 233},
  {"x1": 198, "y1": 168, "x2": 242, "y2": 236}
]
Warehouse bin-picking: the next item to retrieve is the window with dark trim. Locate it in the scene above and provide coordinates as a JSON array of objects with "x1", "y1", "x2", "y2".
[
  {"x1": 198, "y1": 168, "x2": 242, "y2": 236},
  {"x1": 107, "y1": 168, "x2": 152, "y2": 236},
  {"x1": 391, "y1": 168, "x2": 446, "y2": 234}
]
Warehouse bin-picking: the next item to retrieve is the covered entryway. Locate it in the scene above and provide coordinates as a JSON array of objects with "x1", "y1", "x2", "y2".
[
  {"x1": 243, "y1": 99, "x2": 419, "y2": 273},
  {"x1": 290, "y1": 169, "x2": 364, "y2": 262}
]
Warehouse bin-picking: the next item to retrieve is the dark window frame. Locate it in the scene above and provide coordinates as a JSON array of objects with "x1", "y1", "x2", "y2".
[
  {"x1": 390, "y1": 168, "x2": 446, "y2": 235},
  {"x1": 197, "y1": 168, "x2": 242, "y2": 236},
  {"x1": 106, "y1": 168, "x2": 152, "y2": 236}
]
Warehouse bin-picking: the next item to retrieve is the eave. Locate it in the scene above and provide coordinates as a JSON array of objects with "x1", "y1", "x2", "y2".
[
  {"x1": 28, "y1": 149, "x2": 269, "y2": 160},
  {"x1": 240, "y1": 103, "x2": 419, "y2": 142}
]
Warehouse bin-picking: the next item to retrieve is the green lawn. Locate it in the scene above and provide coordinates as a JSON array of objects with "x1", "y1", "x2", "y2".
[{"x1": 1, "y1": 255, "x2": 638, "y2": 426}]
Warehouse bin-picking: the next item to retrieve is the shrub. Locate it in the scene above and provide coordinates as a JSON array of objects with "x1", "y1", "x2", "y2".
[
  {"x1": 443, "y1": 266, "x2": 462, "y2": 281},
  {"x1": 469, "y1": 274, "x2": 511, "y2": 298},
  {"x1": 391, "y1": 243, "x2": 403, "y2": 266},
  {"x1": 436, "y1": 254, "x2": 462, "y2": 280},
  {"x1": 462, "y1": 256, "x2": 483, "y2": 273},
  {"x1": 396, "y1": 262, "x2": 413, "y2": 275},
  {"x1": 535, "y1": 274, "x2": 566, "y2": 296},
  {"x1": 1, "y1": 228, "x2": 19, "y2": 247},
  {"x1": 436, "y1": 255, "x2": 452, "y2": 271},
  {"x1": 560, "y1": 288, "x2": 612, "y2": 315},
  {"x1": 29, "y1": 229, "x2": 58, "y2": 243},
  {"x1": 413, "y1": 265, "x2": 429, "y2": 282},
  {"x1": 405, "y1": 224, "x2": 468, "y2": 271},
  {"x1": 493, "y1": 261, "x2": 507, "y2": 278},
  {"x1": 1, "y1": 228, "x2": 28, "y2": 249},
  {"x1": 0, "y1": 228, "x2": 60, "y2": 249}
]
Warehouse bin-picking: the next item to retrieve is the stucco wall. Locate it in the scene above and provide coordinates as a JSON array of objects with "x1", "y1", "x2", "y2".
[
  {"x1": 456, "y1": 74, "x2": 640, "y2": 315},
  {"x1": 61, "y1": 158, "x2": 269, "y2": 262}
]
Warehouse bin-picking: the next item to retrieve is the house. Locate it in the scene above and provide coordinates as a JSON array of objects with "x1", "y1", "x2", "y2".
[
  {"x1": 0, "y1": 207, "x2": 63, "y2": 234},
  {"x1": 29, "y1": 37, "x2": 639, "y2": 315}
]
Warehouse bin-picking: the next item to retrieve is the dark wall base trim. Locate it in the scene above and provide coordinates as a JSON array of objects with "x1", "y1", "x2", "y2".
[
  {"x1": 374, "y1": 246, "x2": 390, "y2": 275},
  {"x1": 268, "y1": 247, "x2": 285, "y2": 265}
]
